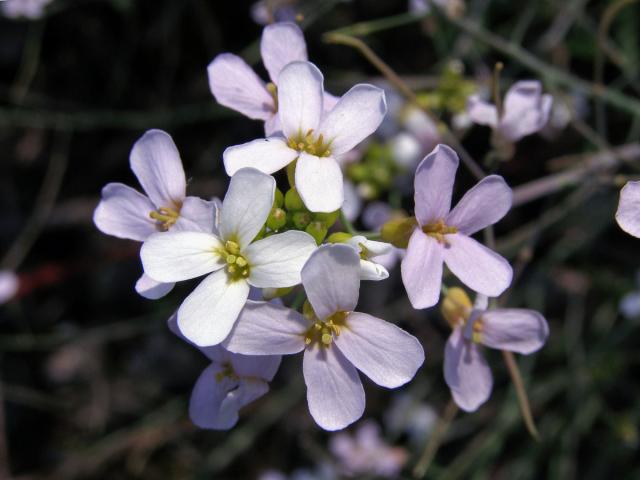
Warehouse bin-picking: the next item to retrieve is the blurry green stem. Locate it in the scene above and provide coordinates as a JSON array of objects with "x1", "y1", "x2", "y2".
[
  {"x1": 502, "y1": 350, "x2": 540, "y2": 440},
  {"x1": 413, "y1": 399, "x2": 458, "y2": 478},
  {"x1": 339, "y1": 209, "x2": 357, "y2": 235}
]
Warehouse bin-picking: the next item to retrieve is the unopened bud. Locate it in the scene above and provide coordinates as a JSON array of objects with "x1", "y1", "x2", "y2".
[
  {"x1": 327, "y1": 232, "x2": 353, "y2": 243},
  {"x1": 305, "y1": 221, "x2": 328, "y2": 245},
  {"x1": 440, "y1": 287, "x2": 472, "y2": 329},
  {"x1": 381, "y1": 216, "x2": 417, "y2": 248},
  {"x1": 267, "y1": 207, "x2": 287, "y2": 231},
  {"x1": 273, "y1": 188, "x2": 284, "y2": 208},
  {"x1": 285, "y1": 188, "x2": 305, "y2": 211},
  {"x1": 262, "y1": 286, "x2": 293, "y2": 300},
  {"x1": 292, "y1": 211, "x2": 312, "y2": 229},
  {"x1": 313, "y1": 210, "x2": 340, "y2": 227}
]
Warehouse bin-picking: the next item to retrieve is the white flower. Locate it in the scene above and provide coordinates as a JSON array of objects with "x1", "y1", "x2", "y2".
[
  {"x1": 223, "y1": 61, "x2": 387, "y2": 212},
  {"x1": 93, "y1": 130, "x2": 219, "y2": 300},
  {"x1": 0, "y1": 270, "x2": 19, "y2": 304},
  {"x1": 1, "y1": 0, "x2": 53, "y2": 20},
  {"x1": 345, "y1": 235, "x2": 393, "y2": 281},
  {"x1": 141, "y1": 168, "x2": 317, "y2": 346},
  {"x1": 616, "y1": 181, "x2": 640, "y2": 238}
]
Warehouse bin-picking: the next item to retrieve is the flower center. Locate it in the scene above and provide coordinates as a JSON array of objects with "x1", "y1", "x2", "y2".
[
  {"x1": 215, "y1": 362, "x2": 239, "y2": 382},
  {"x1": 266, "y1": 82, "x2": 278, "y2": 112},
  {"x1": 470, "y1": 318, "x2": 484, "y2": 344},
  {"x1": 149, "y1": 206, "x2": 180, "y2": 231},
  {"x1": 303, "y1": 302, "x2": 348, "y2": 347},
  {"x1": 217, "y1": 240, "x2": 251, "y2": 281},
  {"x1": 422, "y1": 218, "x2": 458, "y2": 245},
  {"x1": 287, "y1": 129, "x2": 332, "y2": 157}
]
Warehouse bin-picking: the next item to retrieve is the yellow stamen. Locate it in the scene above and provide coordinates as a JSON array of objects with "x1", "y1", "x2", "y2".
[{"x1": 422, "y1": 219, "x2": 458, "y2": 245}]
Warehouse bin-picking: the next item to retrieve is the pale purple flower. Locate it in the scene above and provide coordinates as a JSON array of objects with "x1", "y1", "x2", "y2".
[
  {"x1": 1, "y1": 0, "x2": 52, "y2": 19},
  {"x1": 329, "y1": 420, "x2": 408, "y2": 478},
  {"x1": 93, "y1": 130, "x2": 219, "y2": 300},
  {"x1": 467, "y1": 80, "x2": 552, "y2": 142},
  {"x1": 444, "y1": 295, "x2": 549, "y2": 411},
  {"x1": 223, "y1": 61, "x2": 387, "y2": 212},
  {"x1": 223, "y1": 244, "x2": 424, "y2": 430},
  {"x1": 616, "y1": 181, "x2": 640, "y2": 238},
  {"x1": 168, "y1": 315, "x2": 280, "y2": 429},
  {"x1": 344, "y1": 235, "x2": 393, "y2": 281},
  {"x1": 208, "y1": 23, "x2": 337, "y2": 136},
  {"x1": 0, "y1": 270, "x2": 19, "y2": 304},
  {"x1": 401, "y1": 144, "x2": 513, "y2": 309},
  {"x1": 250, "y1": 0, "x2": 298, "y2": 26},
  {"x1": 140, "y1": 168, "x2": 317, "y2": 347}
]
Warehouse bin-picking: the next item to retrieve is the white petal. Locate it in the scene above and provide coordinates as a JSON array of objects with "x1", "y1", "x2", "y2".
[
  {"x1": 444, "y1": 328, "x2": 493, "y2": 412},
  {"x1": 500, "y1": 81, "x2": 551, "y2": 141},
  {"x1": 414, "y1": 144, "x2": 458, "y2": 225},
  {"x1": 301, "y1": 244, "x2": 360, "y2": 320},
  {"x1": 466, "y1": 95, "x2": 498, "y2": 127},
  {"x1": 172, "y1": 196, "x2": 219, "y2": 234},
  {"x1": 223, "y1": 300, "x2": 307, "y2": 355},
  {"x1": 334, "y1": 312, "x2": 424, "y2": 388},
  {"x1": 303, "y1": 344, "x2": 365, "y2": 431},
  {"x1": 220, "y1": 168, "x2": 275, "y2": 248},
  {"x1": 177, "y1": 269, "x2": 250, "y2": 346},
  {"x1": 442, "y1": 234, "x2": 513, "y2": 298},
  {"x1": 616, "y1": 181, "x2": 640, "y2": 238},
  {"x1": 0, "y1": 270, "x2": 19, "y2": 304},
  {"x1": 135, "y1": 273, "x2": 174, "y2": 300},
  {"x1": 261, "y1": 22, "x2": 308, "y2": 83},
  {"x1": 93, "y1": 183, "x2": 157, "y2": 241},
  {"x1": 446, "y1": 175, "x2": 512, "y2": 235},
  {"x1": 223, "y1": 137, "x2": 299, "y2": 176},
  {"x1": 207, "y1": 53, "x2": 274, "y2": 120},
  {"x1": 230, "y1": 353, "x2": 282, "y2": 381},
  {"x1": 359, "y1": 259, "x2": 389, "y2": 281},
  {"x1": 341, "y1": 179, "x2": 362, "y2": 222},
  {"x1": 295, "y1": 153, "x2": 344, "y2": 212},
  {"x1": 277, "y1": 61, "x2": 323, "y2": 139},
  {"x1": 264, "y1": 114, "x2": 281, "y2": 136},
  {"x1": 129, "y1": 129, "x2": 186, "y2": 208},
  {"x1": 347, "y1": 235, "x2": 393, "y2": 258},
  {"x1": 189, "y1": 364, "x2": 239, "y2": 429},
  {"x1": 473, "y1": 308, "x2": 549, "y2": 354},
  {"x1": 318, "y1": 84, "x2": 387, "y2": 155},
  {"x1": 140, "y1": 231, "x2": 225, "y2": 283},
  {"x1": 245, "y1": 230, "x2": 317, "y2": 288},
  {"x1": 401, "y1": 230, "x2": 443, "y2": 309}
]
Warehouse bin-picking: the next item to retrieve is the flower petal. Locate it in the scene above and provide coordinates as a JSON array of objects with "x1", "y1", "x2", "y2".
[
  {"x1": 414, "y1": 144, "x2": 459, "y2": 225},
  {"x1": 303, "y1": 344, "x2": 365, "y2": 430},
  {"x1": 317, "y1": 84, "x2": 387, "y2": 155},
  {"x1": 223, "y1": 137, "x2": 298, "y2": 176},
  {"x1": 616, "y1": 181, "x2": 640, "y2": 238},
  {"x1": 220, "y1": 168, "x2": 275, "y2": 248},
  {"x1": 207, "y1": 53, "x2": 274, "y2": 120},
  {"x1": 245, "y1": 230, "x2": 317, "y2": 288},
  {"x1": 135, "y1": 273, "x2": 174, "y2": 300},
  {"x1": 189, "y1": 364, "x2": 239, "y2": 429},
  {"x1": 224, "y1": 300, "x2": 307, "y2": 355},
  {"x1": 0, "y1": 270, "x2": 18, "y2": 305},
  {"x1": 302, "y1": 244, "x2": 360, "y2": 321},
  {"x1": 466, "y1": 95, "x2": 498, "y2": 127},
  {"x1": 446, "y1": 175, "x2": 512, "y2": 235},
  {"x1": 177, "y1": 269, "x2": 250, "y2": 346},
  {"x1": 129, "y1": 129, "x2": 186, "y2": 209},
  {"x1": 261, "y1": 22, "x2": 308, "y2": 83},
  {"x1": 334, "y1": 312, "x2": 424, "y2": 388},
  {"x1": 264, "y1": 114, "x2": 281, "y2": 136},
  {"x1": 444, "y1": 328, "x2": 493, "y2": 412},
  {"x1": 295, "y1": 153, "x2": 344, "y2": 212},
  {"x1": 401, "y1": 230, "x2": 443, "y2": 309},
  {"x1": 471, "y1": 308, "x2": 549, "y2": 354},
  {"x1": 359, "y1": 259, "x2": 389, "y2": 281},
  {"x1": 442, "y1": 234, "x2": 513, "y2": 297},
  {"x1": 93, "y1": 183, "x2": 157, "y2": 241},
  {"x1": 278, "y1": 61, "x2": 323, "y2": 138},
  {"x1": 230, "y1": 352, "x2": 282, "y2": 381},
  {"x1": 140, "y1": 231, "x2": 225, "y2": 282},
  {"x1": 500, "y1": 81, "x2": 551, "y2": 141},
  {"x1": 173, "y1": 196, "x2": 219, "y2": 234}
]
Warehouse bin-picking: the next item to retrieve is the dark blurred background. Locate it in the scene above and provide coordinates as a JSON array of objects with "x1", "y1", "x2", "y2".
[{"x1": 1, "y1": 0, "x2": 639, "y2": 478}]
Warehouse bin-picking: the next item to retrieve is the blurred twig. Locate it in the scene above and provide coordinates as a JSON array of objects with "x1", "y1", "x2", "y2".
[
  {"x1": 10, "y1": 20, "x2": 45, "y2": 104},
  {"x1": 412, "y1": 399, "x2": 458, "y2": 478},
  {"x1": 502, "y1": 351, "x2": 539, "y2": 440}
]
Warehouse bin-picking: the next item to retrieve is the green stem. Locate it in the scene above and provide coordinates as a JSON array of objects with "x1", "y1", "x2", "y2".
[{"x1": 339, "y1": 209, "x2": 357, "y2": 235}]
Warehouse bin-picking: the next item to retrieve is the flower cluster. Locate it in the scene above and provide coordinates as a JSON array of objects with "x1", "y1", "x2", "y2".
[{"x1": 94, "y1": 21, "x2": 552, "y2": 434}]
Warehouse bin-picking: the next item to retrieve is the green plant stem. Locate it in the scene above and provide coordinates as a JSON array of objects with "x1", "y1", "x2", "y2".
[
  {"x1": 339, "y1": 209, "x2": 357, "y2": 235},
  {"x1": 502, "y1": 350, "x2": 540, "y2": 440},
  {"x1": 413, "y1": 399, "x2": 459, "y2": 478}
]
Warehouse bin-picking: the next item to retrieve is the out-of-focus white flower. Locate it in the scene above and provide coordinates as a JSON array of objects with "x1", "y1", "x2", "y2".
[
  {"x1": 384, "y1": 393, "x2": 438, "y2": 447},
  {"x1": 341, "y1": 180, "x2": 362, "y2": 222},
  {"x1": 409, "y1": 0, "x2": 464, "y2": 18},
  {"x1": 1, "y1": 0, "x2": 53, "y2": 20},
  {"x1": 619, "y1": 272, "x2": 640, "y2": 320},
  {"x1": 329, "y1": 420, "x2": 408, "y2": 478},
  {"x1": 389, "y1": 132, "x2": 422, "y2": 170},
  {"x1": 250, "y1": 0, "x2": 298, "y2": 25},
  {"x1": 616, "y1": 181, "x2": 640, "y2": 238},
  {"x1": 258, "y1": 464, "x2": 335, "y2": 480},
  {"x1": 0, "y1": 270, "x2": 19, "y2": 304}
]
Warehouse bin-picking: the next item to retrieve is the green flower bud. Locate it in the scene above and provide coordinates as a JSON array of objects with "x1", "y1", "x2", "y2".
[
  {"x1": 381, "y1": 216, "x2": 418, "y2": 248},
  {"x1": 292, "y1": 211, "x2": 312, "y2": 229},
  {"x1": 273, "y1": 188, "x2": 284, "y2": 208},
  {"x1": 262, "y1": 286, "x2": 293, "y2": 300},
  {"x1": 305, "y1": 221, "x2": 328, "y2": 245},
  {"x1": 266, "y1": 207, "x2": 287, "y2": 231},
  {"x1": 254, "y1": 223, "x2": 267, "y2": 241},
  {"x1": 313, "y1": 210, "x2": 339, "y2": 227},
  {"x1": 285, "y1": 188, "x2": 305, "y2": 211},
  {"x1": 327, "y1": 232, "x2": 353, "y2": 243}
]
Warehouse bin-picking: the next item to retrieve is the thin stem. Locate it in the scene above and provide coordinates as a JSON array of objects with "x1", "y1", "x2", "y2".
[
  {"x1": 323, "y1": 32, "x2": 486, "y2": 180},
  {"x1": 502, "y1": 350, "x2": 540, "y2": 440},
  {"x1": 412, "y1": 399, "x2": 459, "y2": 478},
  {"x1": 339, "y1": 209, "x2": 357, "y2": 235},
  {"x1": 290, "y1": 290, "x2": 306, "y2": 311},
  {"x1": 492, "y1": 62, "x2": 504, "y2": 120}
]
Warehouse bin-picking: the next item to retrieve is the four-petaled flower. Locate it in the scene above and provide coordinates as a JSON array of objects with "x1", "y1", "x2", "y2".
[
  {"x1": 141, "y1": 168, "x2": 317, "y2": 346},
  {"x1": 223, "y1": 244, "x2": 424, "y2": 430},
  {"x1": 441, "y1": 288, "x2": 549, "y2": 411},
  {"x1": 208, "y1": 22, "x2": 337, "y2": 136},
  {"x1": 616, "y1": 180, "x2": 640, "y2": 238},
  {"x1": 223, "y1": 61, "x2": 387, "y2": 212},
  {"x1": 402, "y1": 144, "x2": 514, "y2": 309},
  {"x1": 467, "y1": 80, "x2": 552, "y2": 142},
  {"x1": 344, "y1": 235, "x2": 393, "y2": 281},
  {"x1": 168, "y1": 314, "x2": 281, "y2": 429},
  {"x1": 93, "y1": 129, "x2": 219, "y2": 300}
]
